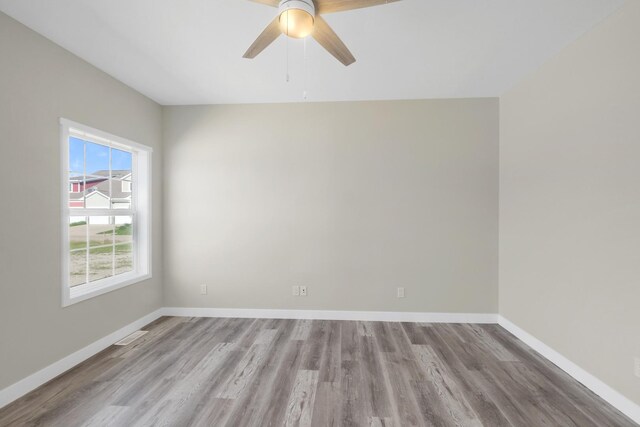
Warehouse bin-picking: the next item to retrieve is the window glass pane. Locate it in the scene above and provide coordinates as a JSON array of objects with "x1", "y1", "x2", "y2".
[
  {"x1": 84, "y1": 183, "x2": 110, "y2": 208},
  {"x1": 88, "y1": 216, "x2": 113, "y2": 248},
  {"x1": 69, "y1": 183, "x2": 85, "y2": 208},
  {"x1": 69, "y1": 137, "x2": 85, "y2": 208},
  {"x1": 69, "y1": 216, "x2": 88, "y2": 250},
  {"x1": 115, "y1": 216, "x2": 133, "y2": 276},
  {"x1": 69, "y1": 137, "x2": 85, "y2": 173},
  {"x1": 85, "y1": 141, "x2": 111, "y2": 203},
  {"x1": 87, "y1": 216, "x2": 113, "y2": 282},
  {"x1": 89, "y1": 245, "x2": 113, "y2": 283},
  {"x1": 85, "y1": 141, "x2": 110, "y2": 176},
  {"x1": 70, "y1": 250, "x2": 87, "y2": 287},
  {"x1": 114, "y1": 216, "x2": 132, "y2": 243},
  {"x1": 69, "y1": 215, "x2": 87, "y2": 287},
  {"x1": 111, "y1": 149, "x2": 133, "y2": 210}
]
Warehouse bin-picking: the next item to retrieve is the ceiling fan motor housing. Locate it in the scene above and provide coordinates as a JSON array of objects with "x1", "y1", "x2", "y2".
[{"x1": 278, "y1": 0, "x2": 316, "y2": 17}]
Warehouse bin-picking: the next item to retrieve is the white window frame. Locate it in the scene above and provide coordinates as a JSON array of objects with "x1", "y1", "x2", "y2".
[{"x1": 60, "y1": 118, "x2": 152, "y2": 307}]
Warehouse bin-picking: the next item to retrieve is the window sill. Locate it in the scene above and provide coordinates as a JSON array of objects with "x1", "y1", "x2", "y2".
[{"x1": 63, "y1": 272, "x2": 152, "y2": 307}]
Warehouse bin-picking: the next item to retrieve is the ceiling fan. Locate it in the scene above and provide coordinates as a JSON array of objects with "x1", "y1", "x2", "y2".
[{"x1": 243, "y1": 0, "x2": 401, "y2": 66}]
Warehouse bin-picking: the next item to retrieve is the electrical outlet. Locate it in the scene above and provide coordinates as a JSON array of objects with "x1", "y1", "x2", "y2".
[
  {"x1": 292, "y1": 286, "x2": 300, "y2": 296},
  {"x1": 200, "y1": 284, "x2": 207, "y2": 295},
  {"x1": 300, "y1": 286, "x2": 307, "y2": 296},
  {"x1": 397, "y1": 287, "x2": 405, "y2": 298},
  {"x1": 635, "y1": 357, "x2": 640, "y2": 378}
]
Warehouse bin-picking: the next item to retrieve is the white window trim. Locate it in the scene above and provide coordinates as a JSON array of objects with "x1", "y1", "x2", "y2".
[{"x1": 60, "y1": 118, "x2": 153, "y2": 307}]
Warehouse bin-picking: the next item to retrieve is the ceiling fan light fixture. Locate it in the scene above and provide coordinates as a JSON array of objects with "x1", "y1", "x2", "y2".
[
  {"x1": 278, "y1": 0, "x2": 315, "y2": 38},
  {"x1": 245, "y1": 0, "x2": 388, "y2": 66}
]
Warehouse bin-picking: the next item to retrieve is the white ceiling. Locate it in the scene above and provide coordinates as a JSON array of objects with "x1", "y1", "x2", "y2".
[{"x1": 0, "y1": 0, "x2": 624, "y2": 105}]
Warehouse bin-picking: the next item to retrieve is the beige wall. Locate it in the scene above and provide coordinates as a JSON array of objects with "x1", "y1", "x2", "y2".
[
  {"x1": 163, "y1": 99, "x2": 499, "y2": 313},
  {"x1": 0, "y1": 12, "x2": 163, "y2": 390},
  {"x1": 500, "y1": 1, "x2": 640, "y2": 405}
]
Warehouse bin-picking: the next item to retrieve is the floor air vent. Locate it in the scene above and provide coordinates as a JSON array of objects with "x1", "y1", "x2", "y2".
[{"x1": 115, "y1": 330, "x2": 148, "y2": 346}]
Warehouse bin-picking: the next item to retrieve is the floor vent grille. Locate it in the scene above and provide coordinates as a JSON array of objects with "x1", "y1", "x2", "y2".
[{"x1": 115, "y1": 330, "x2": 148, "y2": 346}]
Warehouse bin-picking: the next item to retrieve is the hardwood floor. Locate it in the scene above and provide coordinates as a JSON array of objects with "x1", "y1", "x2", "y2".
[{"x1": 0, "y1": 317, "x2": 635, "y2": 426}]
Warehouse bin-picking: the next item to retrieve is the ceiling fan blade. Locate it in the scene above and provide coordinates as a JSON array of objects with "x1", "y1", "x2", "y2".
[
  {"x1": 243, "y1": 16, "x2": 282, "y2": 59},
  {"x1": 316, "y1": 0, "x2": 401, "y2": 14},
  {"x1": 312, "y1": 16, "x2": 356, "y2": 66},
  {"x1": 246, "y1": 0, "x2": 279, "y2": 7}
]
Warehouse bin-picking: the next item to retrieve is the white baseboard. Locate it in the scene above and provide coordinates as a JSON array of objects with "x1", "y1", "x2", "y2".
[
  {"x1": 162, "y1": 307, "x2": 499, "y2": 324},
  {"x1": 0, "y1": 308, "x2": 164, "y2": 410},
  {"x1": 498, "y1": 315, "x2": 640, "y2": 424}
]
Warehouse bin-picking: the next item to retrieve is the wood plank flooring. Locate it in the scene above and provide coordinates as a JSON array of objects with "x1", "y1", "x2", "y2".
[{"x1": 0, "y1": 317, "x2": 635, "y2": 426}]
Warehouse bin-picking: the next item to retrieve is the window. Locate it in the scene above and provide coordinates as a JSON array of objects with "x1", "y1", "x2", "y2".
[{"x1": 61, "y1": 119, "x2": 152, "y2": 306}]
